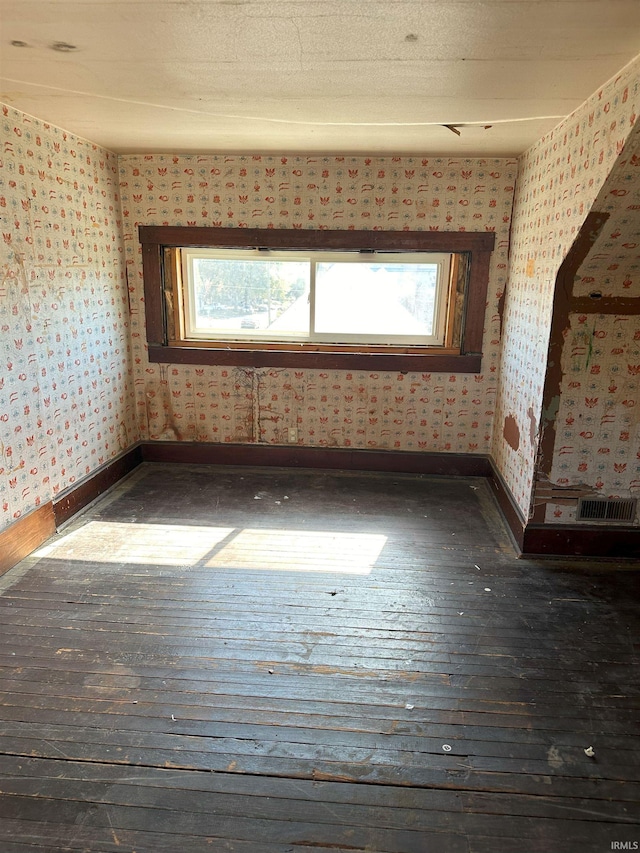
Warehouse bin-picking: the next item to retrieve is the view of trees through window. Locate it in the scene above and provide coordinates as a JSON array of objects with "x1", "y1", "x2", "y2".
[
  {"x1": 186, "y1": 252, "x2": 447, "y2": 342},
  {"x1": 192, "y1": 257, "x2": 308, "y2": 333}
]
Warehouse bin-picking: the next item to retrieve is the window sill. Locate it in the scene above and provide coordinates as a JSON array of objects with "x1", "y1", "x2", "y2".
[
  {"x1": 139, "y1": 225, "x2": 495, "y2": 376},
  {"x1": 148, "y1": 343, "x2": 482, "y2": 372}
]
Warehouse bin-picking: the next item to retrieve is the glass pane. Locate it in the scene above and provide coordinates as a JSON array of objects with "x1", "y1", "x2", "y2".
[
  {"x1": 190, "y1": 258, "x2": 310, "y2": 336},
  {"x1": 314, "y1": 262, "x2": 439, "y2": 336}
]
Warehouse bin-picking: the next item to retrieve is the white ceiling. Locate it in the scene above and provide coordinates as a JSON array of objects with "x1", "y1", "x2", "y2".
[{"x1": 1, "y1": 0, "x2": 639, "y2": 157}]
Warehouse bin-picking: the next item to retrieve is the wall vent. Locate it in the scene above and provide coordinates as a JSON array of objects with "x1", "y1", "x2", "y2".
[{"x1": 577, "y1": 498, "x2": 637, "y2": 524}]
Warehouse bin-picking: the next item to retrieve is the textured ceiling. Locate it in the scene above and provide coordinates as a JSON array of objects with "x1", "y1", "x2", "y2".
[{"x1": 1, "y1": 0, "x2": 640, "y2": 156}]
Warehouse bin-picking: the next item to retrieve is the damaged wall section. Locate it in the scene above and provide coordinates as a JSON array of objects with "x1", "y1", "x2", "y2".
[
  {"x1": 121, "y1": 153, "x2": 515, "y2": 456},
  {"x1": 493, "y1": 57, "x2": 640, "y2": 523},
  {"x1": 535, "y1": 117, "x2": 640, "y2": 524}
]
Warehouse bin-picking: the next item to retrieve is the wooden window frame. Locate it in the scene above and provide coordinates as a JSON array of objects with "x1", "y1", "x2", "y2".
[{"x1": 139, "y1": 226, "x2": 495, "y2": 372}]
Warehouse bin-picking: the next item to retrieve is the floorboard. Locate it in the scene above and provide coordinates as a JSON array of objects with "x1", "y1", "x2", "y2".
[{"x1": 0, "y1": 463, "x2": 639, "y2": 851}]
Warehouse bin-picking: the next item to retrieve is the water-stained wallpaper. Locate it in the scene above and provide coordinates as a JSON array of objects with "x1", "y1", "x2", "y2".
[
  {"x1": 119, "y1": 155, "x2": 516, "y2": 453},
  {"x1": 3, "y1": 55, "x2": 638, "y2": 539}
]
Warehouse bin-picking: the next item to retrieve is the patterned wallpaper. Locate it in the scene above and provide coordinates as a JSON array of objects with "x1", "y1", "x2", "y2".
[
  {"x1": 0, "y1": 105, "x2": 137, "y2": 533},
  {"x1": 545, "y1": 121, "x2": 640, "y2": 522},
  {"x1": 3, "y1": 56, "x2": 638, "y2": 538},
  {"x1": 493, "y1": 57, "x2": 640, "y2": 520},
  {"x1": 119, "y1": 155, "x2": 516, "y2": 452},
  {"x1": 575, "y1": 131, "x2": 640, "y2": 300}
]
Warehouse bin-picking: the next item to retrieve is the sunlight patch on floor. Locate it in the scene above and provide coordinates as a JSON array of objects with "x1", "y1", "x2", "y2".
[
  {"x1": 35, "y1": 521, "x2": 386, "y2": 574},
  {"x1": 35, "y1": 521, "x2": 235, "y2": 566},
  {"x1": 204, "y1": 528, "x2": 386, "y2": 574}
]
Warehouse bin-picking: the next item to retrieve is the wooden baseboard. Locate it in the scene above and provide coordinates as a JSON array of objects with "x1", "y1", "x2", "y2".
[
  {"x1": 0, "y1": 502, "x2": 56, "y2": 576},
  {"x1": 4, "y1": 442, "x2": 635, "y2": 569},
  {"x1": 488, "y1": 461, "x2": 640, "y2": 559},
  {"x1": 522, "y1": 524, "x2": 640, "y2": 559},
  {"x1": 141, "y1": 441, "x2": 493, "y2": 477},
  {"x1": 53, "y1": 445, "x2": 144, "y2": 526},
  {"x1": 488, "y1": 461, "x2": 526, "y2": 553}
]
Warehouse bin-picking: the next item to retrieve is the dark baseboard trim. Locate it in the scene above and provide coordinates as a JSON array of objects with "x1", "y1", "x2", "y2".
[
  {"x1": 0, "y1": 445, "x2": 143, "y2": 575},
  {"x1": 522, "y1": 524, "x2": 640, "y2": 559},
  {"x1": 0, "y1": 502, "x2": 56, "y2": 576},
  {"x1": 4, "y1": 442, "x2": 637, "y2": 570},
  {"x1": 141, "y1": 441, "x2": 493, "y2": 477},
  {"x1": 488, "y1": 461, "x2": 640, "y2": 559},
  {"x1": 139, "y1": 442, "x2": 640, "y2": 558},
  {"x1": 488, "y1": 460, "x2": 526, "y2": 553},
  {"x1": 53, "y1": 445, "x2": 144, "y2": 526}
]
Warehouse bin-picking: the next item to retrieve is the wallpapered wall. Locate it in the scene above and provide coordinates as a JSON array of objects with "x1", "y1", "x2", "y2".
[
  {"x1": 3, "y1": 56, "x2": 637, "y2": 538},
  {"x1": 0, "y1": 105, "x2": 137, "y2": 534},
  {"x1": 574, "y1": 127, "x2": 640, "y2": 301},
  {"x1": 119, "y1": 155, "x2": 516, "y2": 452},
  {"x1": 493, "y1": 57, "x2": 640, "y2": 520},
  {"x1": 545, "y1": 120, "x2": 640, "y2": 523}
]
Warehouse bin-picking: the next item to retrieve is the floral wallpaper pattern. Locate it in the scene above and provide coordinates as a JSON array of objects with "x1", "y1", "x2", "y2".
[
  {"x1": 119, "y1": 155, "x2": 516, "y2": 452},
  {"x1": 0, "y1": 105, "x2": 137, "y2": 533},
  {"x1": 493, "y1": 57, "x2": 640, "y2": 520}
]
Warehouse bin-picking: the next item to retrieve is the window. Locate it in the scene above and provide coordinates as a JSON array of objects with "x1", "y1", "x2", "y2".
[
  {"x1": 180, "y1": 249, "x2": 452, "y2": 346},
  {"x1": 139, "y1": 226, "x2": 495, "y2": 371}
]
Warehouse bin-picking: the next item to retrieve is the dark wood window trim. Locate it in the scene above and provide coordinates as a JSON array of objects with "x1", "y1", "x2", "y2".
[{"x1": 138, "y1": 226, "x2": 495, "y2": 372}]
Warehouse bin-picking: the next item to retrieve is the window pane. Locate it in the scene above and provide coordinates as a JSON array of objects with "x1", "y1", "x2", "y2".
[
  {"x1": 314, "y1": 262, "x2": 440, "y2": 336},
  {"x1": 190, "y1": 257, "x2": 310, "y2": 336}
]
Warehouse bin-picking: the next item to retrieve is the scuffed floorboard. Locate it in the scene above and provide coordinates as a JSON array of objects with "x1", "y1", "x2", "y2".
[{"x1": 0, "y1": 463, "x2": 638, "y2": 852}]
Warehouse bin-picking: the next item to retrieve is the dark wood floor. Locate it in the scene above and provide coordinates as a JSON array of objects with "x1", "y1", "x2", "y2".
[{"x1": 0, "y1": 463, "x2": 639, "y2": 852}]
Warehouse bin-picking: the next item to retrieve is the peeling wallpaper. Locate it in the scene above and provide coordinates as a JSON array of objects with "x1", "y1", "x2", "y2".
[
  {"x1": 119, "y1": 155, "x2": 516, "y2": 453},
  {"x1": 545, "y1": 121, "x2": 640, "y2": 522},
  {"x1": 545, "y1": 312, "x2": 640, "y2": 521},
  {"x1": 0, "y1": 106, "x2": 137, "y2": 533},
  {"x1": 3, "y1": 56, "x2": 639, "y2": 539},
  {"x1": 493, "y1": 57, "x2": 640, "y2": 520}
]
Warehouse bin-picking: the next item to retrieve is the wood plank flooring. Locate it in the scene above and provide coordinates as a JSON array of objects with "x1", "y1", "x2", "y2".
[{"x1": 0, "y1": 463, "x2": 639, "y2": 852}]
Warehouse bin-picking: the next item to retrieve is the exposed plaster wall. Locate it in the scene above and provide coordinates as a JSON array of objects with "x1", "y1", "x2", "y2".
[
  {"x1": 119, "y1": 155, "x2": 516, "y2": 454},
  {"x1": 0, "y1": 105, "x2": 137, "y2": 533},
  {"x1": 492, "y1": 57, "x2": 640, "y2": 520}
]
